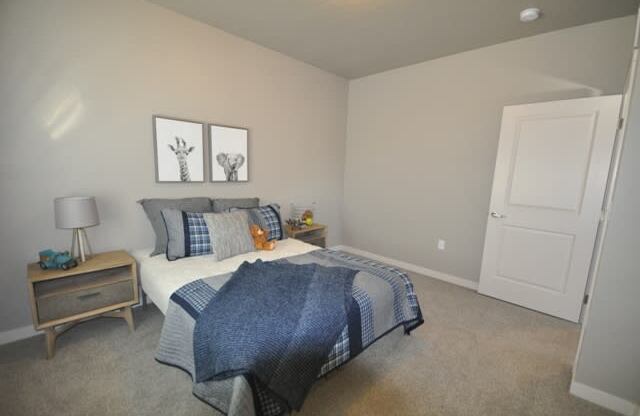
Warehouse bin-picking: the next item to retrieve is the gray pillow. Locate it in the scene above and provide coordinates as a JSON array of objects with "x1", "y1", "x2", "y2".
[
  {"x1": 211, "y1": 197, "x2": 259, "y2": 213},
  {"x1": 161, "y1": 208, "x2": 186, "y2": 261},
  {"x1": 203, "y1": 211, "x2": 255, "y2": 261},
  {"x1": 138, "y1": 197, "x2": 211, "y2": 256}
]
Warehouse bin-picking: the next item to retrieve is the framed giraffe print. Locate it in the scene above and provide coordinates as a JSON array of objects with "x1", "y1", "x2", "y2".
[
  {"x1": 152, "y1": 115, "x2": 205, "y2": 183},
  {"x1": 209, "y1": 124, "x2": 249, "y2": 182}
]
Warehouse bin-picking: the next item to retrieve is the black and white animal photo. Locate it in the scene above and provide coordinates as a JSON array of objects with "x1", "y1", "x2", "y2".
[
  {"x1": 169, "y1": 137, "x2": 195, "y2": 182},
  {"x1": 153, "y1": 116, "x2": 205, "y2": 183},
  {"x1": 209, "y1": 124, "x2": 248, "y2": 182},
  {"x1": 216, "y1": 152, "x2": 245, "y2": 181}
]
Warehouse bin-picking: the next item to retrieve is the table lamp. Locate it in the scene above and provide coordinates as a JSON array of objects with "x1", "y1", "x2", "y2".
[{"x1": 54, "y1": 196, "x2": 100, "y2": 262}]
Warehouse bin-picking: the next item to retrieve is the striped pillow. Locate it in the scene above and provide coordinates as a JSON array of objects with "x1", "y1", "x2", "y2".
[
  {"x1": 162, "y1": 209, "x2": 213, "y2": 261},
  {"x1": 202, "y1": 211, "x2": 255, "y2": 261}
]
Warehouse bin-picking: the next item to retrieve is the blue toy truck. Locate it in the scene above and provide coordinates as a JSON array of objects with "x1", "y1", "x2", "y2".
[{"x1": 38, "y1": 249, "x2": 78, "y2": 271}]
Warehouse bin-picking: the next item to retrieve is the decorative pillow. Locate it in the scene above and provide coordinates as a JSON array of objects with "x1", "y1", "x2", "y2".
[
  {"x1": 203, "y1": 211, "x2": 255, "y2": 261},
  {"x1": 238, "y1": 204, "x2": 284, "y2": 241},
  {"x1": 162, "y1": 209, "x2": 213, "y2": 261},
  {"x1": 211, "y1": 197, "x2": 259, "y2": 213},
  {"x1": 138, "y1": 197, "x2": 211, "y2": 256}
]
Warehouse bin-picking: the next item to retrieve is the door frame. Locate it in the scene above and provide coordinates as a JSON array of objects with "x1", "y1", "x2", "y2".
[{"x1": 571, "y1": 14, "x2": 639, "y2": 384}]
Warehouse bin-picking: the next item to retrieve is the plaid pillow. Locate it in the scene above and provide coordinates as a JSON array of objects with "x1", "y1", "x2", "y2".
[
  {"x1": 162, "y1": 209, "x2": 213, "y2": 261},
  {"x1": 252, "y1": 205, "x2": 283, "y2": 241},
  {"x1": 184, "y1": 212, "x2": 212, "y2": 257},
  {"x1": 231, "y1": 204, "x2": 284, "y2": 241}
]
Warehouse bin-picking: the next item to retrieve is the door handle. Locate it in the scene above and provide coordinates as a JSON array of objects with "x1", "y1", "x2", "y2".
[{"x1": 490, "y1": 211, "x2": 507, "y2": 219}]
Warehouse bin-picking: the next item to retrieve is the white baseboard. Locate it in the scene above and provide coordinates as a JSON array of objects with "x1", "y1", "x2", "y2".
[
  {"x1": 0, "y1": 324, "x2": 39, "y2": 346},
  {"x1": 331, "y1": 245, "x2": 478, "y2": 291},
  {"x1": 0, "y1": 298, "x2": 153, "y2": 346},
  {"x1": 570, "y1": 381, "x2": 639, "y2": 416}
]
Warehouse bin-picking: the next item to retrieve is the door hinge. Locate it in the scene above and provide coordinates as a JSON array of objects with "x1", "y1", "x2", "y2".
[
  {"x1": 583, "y1": 294, "x2": 589, "y2": 305},
  {"x1": 618, "y1": 118, "x2": 625, "y2": 131}
]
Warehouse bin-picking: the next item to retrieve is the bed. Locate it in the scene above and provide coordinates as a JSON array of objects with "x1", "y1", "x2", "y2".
[
  {"x1": 133, "y1": 238, "x2": 318, "y2": 314},
  {"x1": 132, "y1": 238, "x2": 423, "y2": 416}
]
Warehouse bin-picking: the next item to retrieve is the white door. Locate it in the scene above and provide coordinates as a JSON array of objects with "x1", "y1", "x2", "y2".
[{"x1": 478, "y1": 96, "x2": 622, "y2": 322}]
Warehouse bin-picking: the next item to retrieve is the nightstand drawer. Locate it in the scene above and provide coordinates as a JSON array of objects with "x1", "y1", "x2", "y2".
[
  {"x1": 297, "y1": 229, "x2": 325, "y2": 240},
  {"x1": 37, "y1": 280, "x2": 134, "y2": 322},
  {"x1": 285, "y1": 224, "x2": 328, "y2": 248},
  {"x1": 304, "y1": 236, "x2": 326, "y2": 248}
]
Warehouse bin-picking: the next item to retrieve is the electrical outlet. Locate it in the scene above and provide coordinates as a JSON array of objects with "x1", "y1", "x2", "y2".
[{"x1": 437, "y1": 239, "x2": 446, "y2": 250}]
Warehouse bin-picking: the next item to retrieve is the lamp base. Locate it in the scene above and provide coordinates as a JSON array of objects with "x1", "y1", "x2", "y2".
[{"x1": 71, "y1": 228, "x2": 94, "y2": 262}]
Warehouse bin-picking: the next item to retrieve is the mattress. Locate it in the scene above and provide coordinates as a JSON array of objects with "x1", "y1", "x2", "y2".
[{"x1": 131, "y1": 238, "x2": 318, "y2": 314}]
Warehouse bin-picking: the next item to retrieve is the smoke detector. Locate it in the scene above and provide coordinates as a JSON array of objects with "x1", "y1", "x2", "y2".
[{"x1": 520, "y1": 8, "x2": 541, "y2": 23}]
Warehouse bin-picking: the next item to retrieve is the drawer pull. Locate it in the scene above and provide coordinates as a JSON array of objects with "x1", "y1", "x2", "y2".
[{"x1": 77, "y1": 292, "x2": 101, "y2": 300}]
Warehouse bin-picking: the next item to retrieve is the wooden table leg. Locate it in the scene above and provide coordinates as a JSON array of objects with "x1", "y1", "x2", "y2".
[
  {"x1": 44, "y1": 327, "x2": 56, "y2": 359},
  {"x1": 123, "y1": 306, "x2": 135, "y2": 332},
  {"x1": 104, "y1": 307, "x2": 135, "y2": 332}
]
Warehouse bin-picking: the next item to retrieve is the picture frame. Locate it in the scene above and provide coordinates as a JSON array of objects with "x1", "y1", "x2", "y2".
[
  {"x1": 153, "y1": 115, "x2": 205, "y2": 183},
  {"x1": 209, "y1": 123, "x2": 249, "y2": 182}
]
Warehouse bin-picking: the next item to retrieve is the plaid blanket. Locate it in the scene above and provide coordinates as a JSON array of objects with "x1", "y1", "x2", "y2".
[
  {"x1": 156, "y1": 249, "x2": 423, "y2": 416},
  {"x1": 193, "y1": 260, "x2": 358, "y2": 411}
]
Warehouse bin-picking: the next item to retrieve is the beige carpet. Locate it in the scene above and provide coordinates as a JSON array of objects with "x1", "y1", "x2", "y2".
[{"x1": 0, "y1": 272, "x2": 614, "y2": 416}]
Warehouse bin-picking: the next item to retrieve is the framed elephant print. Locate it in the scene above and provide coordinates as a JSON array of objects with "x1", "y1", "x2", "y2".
[
  {"x1": 153, "y1": 115, "x2": 205, "y2": 183},
  {"x1": 209, "y1": 124, "x2": 249, "y2": 182}
]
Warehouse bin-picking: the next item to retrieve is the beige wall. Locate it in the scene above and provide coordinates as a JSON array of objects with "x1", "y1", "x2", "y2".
[
  {"x1": 0, "y1": 1, "x2": 635, "y2": 336},
  {"x1": 0, "y1": 0, "x2": 348, "y2": 332},
  {"x1": 343, "y1": 16, "x2": 635, "y2": 283}
]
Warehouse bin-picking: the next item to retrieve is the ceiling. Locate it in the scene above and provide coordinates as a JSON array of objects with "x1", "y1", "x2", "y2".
[{"x1": 148, "y1": 0, "x2": 638, "y2": 79}]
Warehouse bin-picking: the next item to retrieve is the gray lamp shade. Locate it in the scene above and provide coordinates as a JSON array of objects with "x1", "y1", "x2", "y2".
[{"x1": 54, "y1": 196, "x2": 100, "y2": 229}]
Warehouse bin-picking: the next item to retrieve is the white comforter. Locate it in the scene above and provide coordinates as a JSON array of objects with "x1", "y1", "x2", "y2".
[{"x1": 131, "y1": 238, "x2": 318, "y2": 314}]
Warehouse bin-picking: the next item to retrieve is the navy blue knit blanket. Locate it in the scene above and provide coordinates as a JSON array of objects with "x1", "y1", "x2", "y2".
[{"x1": 193, "y1": 259, "x2": 357, "y2": 412}]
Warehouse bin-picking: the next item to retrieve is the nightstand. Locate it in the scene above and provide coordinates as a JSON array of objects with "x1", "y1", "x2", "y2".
[
  {"x1": 285, "y1": 223, "x2": 327, "y2": 248},
  {"x1": 26, "y1": 250, "x2": 138, "y2": 359}
]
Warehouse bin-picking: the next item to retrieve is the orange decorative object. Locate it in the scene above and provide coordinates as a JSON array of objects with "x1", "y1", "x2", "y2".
[{"x1": 250, "y1": 224, "x2": 276, "y2": 250}]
